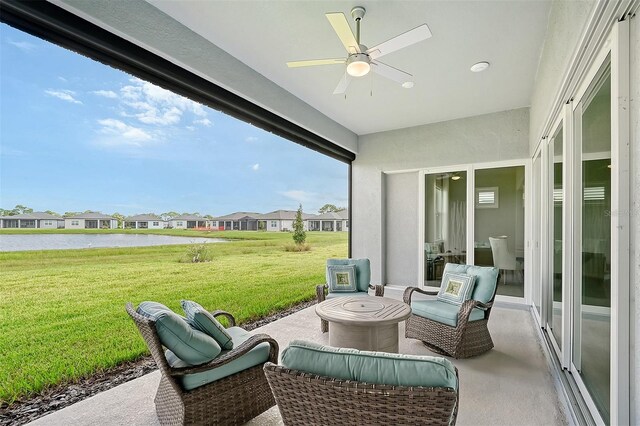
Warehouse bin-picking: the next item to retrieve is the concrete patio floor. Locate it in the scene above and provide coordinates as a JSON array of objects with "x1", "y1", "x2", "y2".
[{"x1": 28, "y1": 290, "x2": 569, "y2": 426}]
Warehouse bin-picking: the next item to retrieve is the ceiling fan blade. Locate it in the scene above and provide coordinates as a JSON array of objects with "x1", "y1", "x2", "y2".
[
  {"x1": 371, "y1": 61, "x2": 413, "y2": 84},
  {"x1": 366, "y1": 24, "x2": 432, "y2": 60},
  {"x1": 287, "y1": 58, "x2": 346, "y2": 68},
  {"x1": 326, "y1": 12, "x2": 361, "y2": 54},
  {"x1": 333, "y1": 73, "x2": 352, "y2": 95}
]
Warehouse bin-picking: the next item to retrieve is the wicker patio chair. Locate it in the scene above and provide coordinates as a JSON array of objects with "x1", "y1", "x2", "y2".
[
  {"x1": 404, "y1": 264, "x2": 499, "y2": 359},
  {"x1": 264, "y1": 362, "x2": 459, "y2": 425},
  {"x1": 125, "y1": 303, "x2": 279, "y2": 425},
  {"x1": 317, "y1": 258, "x2": 384, "y2": 332}
]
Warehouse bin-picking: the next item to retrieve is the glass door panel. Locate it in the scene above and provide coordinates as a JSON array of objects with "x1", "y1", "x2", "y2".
[
  {"x1": 550, "y1": 124, "x2": 563, "y2": 351},
  {"x1": 424, "y1": 171, "x2": 467, "y2": 286},
  {"x1": 474, "y1": 166, "x2": 525, "y2": 297},
  {"x1": 573, "y1": 62, "x2": 611, "y2": 422}
]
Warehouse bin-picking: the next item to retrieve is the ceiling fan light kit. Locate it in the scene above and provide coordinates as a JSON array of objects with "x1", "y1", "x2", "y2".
[{"x1": 286, "y1": 6, "x2": 432, "y2": 95}]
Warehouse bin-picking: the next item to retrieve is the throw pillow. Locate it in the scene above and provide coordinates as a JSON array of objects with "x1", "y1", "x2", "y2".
[
  {"x1": 136, "y1": 301, "x2": 221, "y2": 365},
  {"x1": 327, "y1": 264, "x2": 357, "y2": 292},
  {"x1": 437, "y1": 272, "x2": 476, "y2": 306},
  {"x1": 181, "y1": 300, "x2": 234, "y2": 350}
]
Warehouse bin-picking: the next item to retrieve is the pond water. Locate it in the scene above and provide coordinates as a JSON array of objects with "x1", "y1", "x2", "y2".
[{"x1": 0, "y1": 234, "x2": 227, "y2": 252}]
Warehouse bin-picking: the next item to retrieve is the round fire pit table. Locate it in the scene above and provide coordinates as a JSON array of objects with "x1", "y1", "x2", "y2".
[{"x1": 315, "y1": 296, "x2": 412, "y2": 353}]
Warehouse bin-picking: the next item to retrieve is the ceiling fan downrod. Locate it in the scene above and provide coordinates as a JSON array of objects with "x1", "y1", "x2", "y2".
[{"x1": 351, "y1": 6, "x2": 366, "y2": 45}]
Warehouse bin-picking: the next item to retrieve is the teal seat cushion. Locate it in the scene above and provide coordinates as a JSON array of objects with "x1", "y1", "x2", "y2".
[
  {"x1": 137, "y1": 301, "x2": 221, "y2": 365},
  {"x1": 326, "y1": 258, "x2": 371, "y2": 292},
  {"x1": 181, "y1": 300, "x2": 233, "y2": 350},
  {"x1": 411, "y1": 299, "x2": 485, "y2": 327},
  {"x1": 165, "y1": 326, "x2": 271, "y2": 391},
  {"x1": 325, "y1": 291, "x2": 370, "y2": 300},
  {"x1": 442, "y1": 264, "x2": 499, "y2": 304},
  {"x1": 281, "y1": 340, "x2": 457, "y2": 390}
]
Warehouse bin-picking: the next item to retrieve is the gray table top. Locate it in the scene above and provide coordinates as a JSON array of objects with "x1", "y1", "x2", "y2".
[{"x1": 315, "y1": 296, "x2": 412, "y2": 326}]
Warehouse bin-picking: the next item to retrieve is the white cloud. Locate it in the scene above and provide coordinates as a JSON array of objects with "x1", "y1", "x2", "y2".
[
  {"x1": 186, "y1": 126, "x2": 196, "y2": 131},
  {"x1": 118, "y1": 78, "x2": 208, "y2": 126},
  {"x1": 245, "y1": 136, "x2": 259, "y2": 143},
  {"x1": 8, "y1": 40, "x2": 36, "y2": 52},
  {"x1": 92, "y1": 90, "x2": 118, "y2": 99},
  {"x1": 45, "y1": 89, "x2": 82, "y2": 104},
  {"x1": 279, "y1": 190, "x2": 315, "y2": 204},
  {"x1": 97, "y1": 119, "x2": 152, "y2": 145},
  {"x1": 194, "y1": 118, "x2": 212, "y2": 127},
  {"x1": 252, "y1": 163, "x2": 260, "y2": 171},
  {"x1": 58, "y1": 76, "x2": 68, "y2": 83}
]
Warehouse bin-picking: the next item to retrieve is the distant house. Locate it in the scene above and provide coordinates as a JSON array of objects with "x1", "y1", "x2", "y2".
[
  {"x1": 125, "y1": 214, "x2": 166, "y2": 229},
  {"x1": 214, "y1": 212, "x2": 261, "y2": 230},
  {"x1": 257, "y1": 210, "x2": 316, "y2": 232},
  {"x1": 64, "y1": 213, "x2": 118, "y2": 229},
  {"x1": 169, "y1": 214, "x2": 210, "y2": 229},
  {"x1": 0, "y1": 212, "x2": 65, "y2": 229},
  {"x1": 310, "y1": 210, "x2": 349, "y2": 232}
]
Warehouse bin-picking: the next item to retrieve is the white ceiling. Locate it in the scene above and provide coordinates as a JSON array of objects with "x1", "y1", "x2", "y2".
[{"x1": 146, "y1": 1, "x2": 551, "y2": 135}]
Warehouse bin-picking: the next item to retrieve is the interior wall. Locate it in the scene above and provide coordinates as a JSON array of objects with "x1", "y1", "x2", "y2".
[
  {"x1": 352, "y1": 107, "x2": 529, "y2": 284},
  {"x1": 529, "y1": 0, "x2": 596, "y2": 154},
  {"x1": 53, "y1": 0, "x2": 358, "y2": 154},
  {"x1": 629, "y1": 11, "x2": 639, "y2": 426}
]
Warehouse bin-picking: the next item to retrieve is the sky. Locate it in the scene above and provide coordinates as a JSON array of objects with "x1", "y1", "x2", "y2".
[{"x1": 0, "y1": 24, "x2": 348, "y2": 217}]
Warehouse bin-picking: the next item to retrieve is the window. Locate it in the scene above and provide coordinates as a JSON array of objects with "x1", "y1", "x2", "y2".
[
  {"x1": 475, "y1": 187, "x2": 499, "y2": 208},
  {"x1": 271, "y1": 221, "x2": 277, "y2": 227},
  {"x1": 152, "y1": 222, "x2": 159, "y2": 226},
  {"x1": 71, "y1": 220, "x2": 79, "y2": 226},
  {"x1": 44, "y1": 221, "x2": 53, "y2": 226},
  {"x1": 176, "y1": 222, "x2": 183, "y2": 227}
]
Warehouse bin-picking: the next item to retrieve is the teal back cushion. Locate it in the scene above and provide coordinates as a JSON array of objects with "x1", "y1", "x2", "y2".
[
  {"x1": 137, "y1": 301, "x2": 221, "y2": 365},
  {"x1": 281, "y1": 340, "x2": 458, "y2": 390},
  {"x1": 442, "y1": 264, "x2": 499, "y2": 304},
  {"x1": 181, "y1": 300, "x2": 234, "y2": 350},
  {"x1": 326, "y1": 258, "x2": 371, "y2": 292}
]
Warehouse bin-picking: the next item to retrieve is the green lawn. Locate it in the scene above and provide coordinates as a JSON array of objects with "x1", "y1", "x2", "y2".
[{"x1": 0, "y1": 231, "x2": 347, "y2": 404}]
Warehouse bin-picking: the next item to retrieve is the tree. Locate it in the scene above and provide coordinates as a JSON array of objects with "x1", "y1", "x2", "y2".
[
  {"x1": 7, "y1": 204, "x2": 33, "y2": 215},
  {"x1": 318, "y1": 204, "x2": 346, "y2": 214},
  {"x1": 64, "y1": 211, "x2": 81, "y2": 218},
  {"x1": 292, "y1": 204, "x2": 306, "y2": 245},
  {"x1": 112, "y1": 212, "x2": 126, "y2": 228},
  {"x1": 161, "y1": 211, "x2": 179, "y2": 221},
  {"x1": 44, "y1": 210, "x2": 60, "y2": 216}
]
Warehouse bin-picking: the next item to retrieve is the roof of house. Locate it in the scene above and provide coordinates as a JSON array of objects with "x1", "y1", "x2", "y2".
[
  {"x1": 257, "y1": 210, "x2": 317, "y2": 220},
  {"x1": 171, "y1": 214, "x2": 208, "y2": 221},
  {"x1": 215, "y1": 212, "x2": 261, "y2": 221},
  {"x1": 0, "y1": 212, "x2": 64, "y2": 220},
  {"x1": 66, "y1": 212, "x2": 115, "y2": 220},
  {"x1": 315, "y1": 210, "x2": 348, "y2": 220},
  {"x1": 125, "y1": 214, "x2": 164, "y2": 221}
]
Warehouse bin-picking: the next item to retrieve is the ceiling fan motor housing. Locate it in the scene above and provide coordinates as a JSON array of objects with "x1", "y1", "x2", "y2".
[{"x1": 346, "y1": 53, "x2": 371, "y2": 77}]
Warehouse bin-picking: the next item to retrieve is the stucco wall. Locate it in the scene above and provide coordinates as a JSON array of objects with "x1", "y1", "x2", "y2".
[
  {"x1": 352, "y1": 107, "x2": 530, "y2": 284},
  {"x1": 529, "y1": 0, "x2": 596, "y2": 153}
]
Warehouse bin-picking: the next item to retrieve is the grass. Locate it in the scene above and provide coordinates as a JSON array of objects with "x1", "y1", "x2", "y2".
[{"x1": 0, "y1": 231, "x2": 347, "y2": 405}]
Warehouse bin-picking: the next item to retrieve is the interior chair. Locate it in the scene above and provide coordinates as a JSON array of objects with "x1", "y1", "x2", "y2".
[
  {"x1": 264, "y1": 340, "x2": 459, "y2": 426},
  {"x1": 489, "y1": 236, "x2": 517, "y2": 284},
  {"x1": 126, "y1": 302, "x2": 279, "y2": 425},
  {"x1": 317, "y1": 258, "x2": 384, "y2": 332},
  {"x1": 404, "y1": 263, "x2": 499, "y2": 359}
]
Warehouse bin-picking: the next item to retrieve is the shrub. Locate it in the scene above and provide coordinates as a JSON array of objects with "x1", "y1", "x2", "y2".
[
  {"x1": 284, "y1": 243, "x2": 311, "y2": 252},
  {"x1": 181, "y1": 243, "x2": 212, "y2": 263}
]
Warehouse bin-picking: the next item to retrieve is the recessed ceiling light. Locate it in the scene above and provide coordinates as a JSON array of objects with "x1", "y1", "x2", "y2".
[
  {"x1": 470, "y1": 61, "x2": 490, "y2": 73},
  {"x1": 451, "y1": 175, "x2": 461, "y2": 181},
  {"x1": 402, "y1": 81, "x2": 414, "y2": 89}
]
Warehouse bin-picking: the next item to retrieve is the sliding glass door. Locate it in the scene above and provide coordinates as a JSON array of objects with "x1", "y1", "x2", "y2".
[
  {"x1": 572, "y1": 59, "x2": 611, "y2": 423},
  {"x1": 424, "y1": 171, "x2": 467, "y2": 286}
]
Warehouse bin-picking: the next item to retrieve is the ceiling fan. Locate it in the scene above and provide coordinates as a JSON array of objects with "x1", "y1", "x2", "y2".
[{"x1": 286, "y1": 6, "x2": 432, "y2": 94}]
